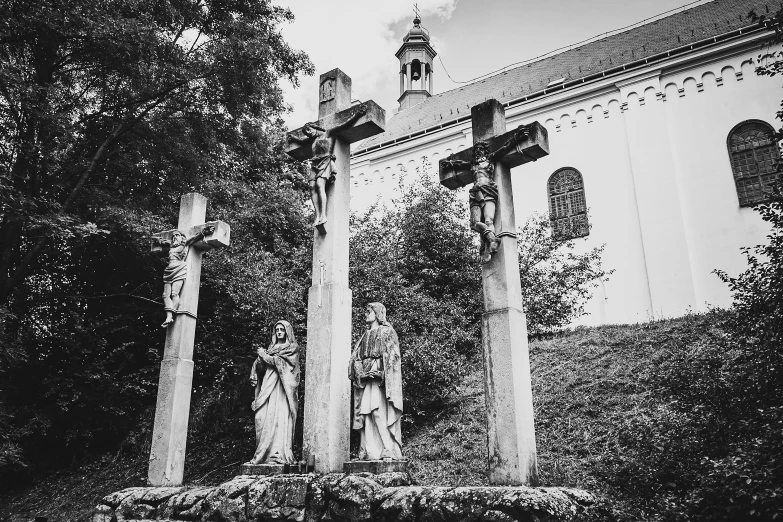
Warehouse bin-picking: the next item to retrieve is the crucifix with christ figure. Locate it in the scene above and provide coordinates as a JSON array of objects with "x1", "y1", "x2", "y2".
[
  {"x1": 440, "y1": 99, "x2": 549, "y2": 486},
  {"x1": 285, "y1": 69, "x2": 385, "y2": 473},
  {"x1": 147, "y1": 193, "x2": 230, "y2": 486}
]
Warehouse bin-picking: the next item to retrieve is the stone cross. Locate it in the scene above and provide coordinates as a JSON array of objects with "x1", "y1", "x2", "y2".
[
  {"x1": 148, "y1": 193, "x2": 230, "y2": 486},
  {"x1": 285, "y1": 69, "x2": 385, "y2": 473},
  {"x1": 439, "y1": 99, "x2": 549, "y2": 486}
]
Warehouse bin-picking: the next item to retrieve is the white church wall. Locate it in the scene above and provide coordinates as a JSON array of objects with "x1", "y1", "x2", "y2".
[
  {"x1": 660, "y1": 54, "x2": 778, "y2": 312},
  {"x1": 349, "y1": 35, "x2": 781, "y2": 327},
  {"x1": 509, "y1": 90, "x2": 655, "y2": 326}
]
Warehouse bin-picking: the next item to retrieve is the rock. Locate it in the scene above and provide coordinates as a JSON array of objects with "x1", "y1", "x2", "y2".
[
  {"x1": 91, "y1": 504, "x2": 114, "y2": 522},
  {"x1": 354, "y1": 472, "x2": 411, "y2": 488},
  {"x1": 139, "y1": 486, "x2": 185, "y2": 505},
  {"x1": 247, "y1": 475, "x2": 312, "y2": 521},
  {"x1": 326, "y1": 475, "x2": 381, "y2": 522},
  {"x1": 115, "y1": 489, "x2": 156, "y2": 522},
  {"x1": 201, "y1": 476, "x2": 258, "y2": 522},
  {"x1": 101, "y1": 487, "x2": 149, "y2": 508},
  {"x1": 92, "y1": 474, "x2": 609, "y2": 522},
  {"x1": 159, "y1": 486, "x2": 213, "y2": 520}
]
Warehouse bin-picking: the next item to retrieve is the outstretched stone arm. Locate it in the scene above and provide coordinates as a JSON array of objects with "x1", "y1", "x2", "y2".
[
  {"x1": 327, "y1": 104, "x2": 367, "y2": 136},
  {"x1": 490, "y1": 124, "x2": 531, "y2": 161},
  {"x1": 184, "y1": 224, "x2": 215, "y2": 247},
  {"x1": 441, "y1": 158, "x2": 472, "y2": 169}
]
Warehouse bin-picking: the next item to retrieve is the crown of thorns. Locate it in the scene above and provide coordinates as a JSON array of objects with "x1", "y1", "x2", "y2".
[{"x1": 473, "y1": 142, "x2": 490, "y2": 161}]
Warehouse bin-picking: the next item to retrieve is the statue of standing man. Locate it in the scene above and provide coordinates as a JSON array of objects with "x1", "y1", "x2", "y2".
[
  {"x1": 349, "y1": 303, "x2": 403, "y2": 460},
  {"x1": 288, "y1": 104, "x2": 367, "y2": 229}
]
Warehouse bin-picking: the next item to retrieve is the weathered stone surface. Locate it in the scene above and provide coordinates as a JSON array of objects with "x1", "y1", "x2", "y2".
[
  {"x1": 326, "y1": 474, "x2": 381, "y2": 522},
  {"x1": 373, "y1": 486, "x2": 610, "y2": 522},
  {"x1": 343, "y1": 460, "x2": 408, "y2": 474},
  {"x1": 354, "y1": 471, "x2": 411, "y2": 488},
  {"x1": 92, "y1": 474, "x2": 608, "y2": 522},
  {"x1": 159, "y1": 486, "x2": 213, "y2": 519},
  {"x1": 240, "y1": 462, "x2": 286, "y2": 476},
  {"x1": 247, "y1": 475, "x2": 312, "y2": 521},
  {"x1": 101, "y1": 487, "x2": 149, "y2": 508},
  {"x1": 91, "y1": 504, "x2": 114, "y2": 522},
  {"x1": 201, "y1": 476, "x2": 257, "y2": 522}
]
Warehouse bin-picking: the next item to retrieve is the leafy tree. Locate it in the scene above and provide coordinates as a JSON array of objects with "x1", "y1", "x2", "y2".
[
  {"x1": 0, "y1": 0, "x2": 312, "y2": 303},
  {"x1": 0, "y1": 0, "x2": 314, "y2": 485},
  {"x1": 349, "y1": 159, "x2": 611, "y2": 417},
  {"x1": 518, "y1": 213, "x2": 612, "y2": 336}
]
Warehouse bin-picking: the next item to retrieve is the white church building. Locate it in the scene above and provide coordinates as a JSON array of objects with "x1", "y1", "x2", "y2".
[{"x1": 348, "y1": 0, "x2": 781, "y2": 326}]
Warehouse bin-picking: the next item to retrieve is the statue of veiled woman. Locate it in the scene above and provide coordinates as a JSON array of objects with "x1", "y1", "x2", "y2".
[
  {"x1": 245, "y1": 320, "x2": 300, "y2": 465},
  {"x1": 349, "y1": 302, "x2": 403, "y2": 460}
]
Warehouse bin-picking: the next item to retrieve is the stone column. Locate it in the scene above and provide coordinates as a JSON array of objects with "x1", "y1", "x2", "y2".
[
  {"x1": 304, "y1": 70, "x2": 353, "y2": 474},
  {"x1": 475, "y1": 101, "x2": 538, "y2": 486},
  {"x1": 406, "y1": 62, "x2": 412, "y2": 91}
]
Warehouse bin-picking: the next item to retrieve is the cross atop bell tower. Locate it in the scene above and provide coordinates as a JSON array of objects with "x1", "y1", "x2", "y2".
[{"x1": 396, "y1": 14, "x2": 437, "y2": 111}]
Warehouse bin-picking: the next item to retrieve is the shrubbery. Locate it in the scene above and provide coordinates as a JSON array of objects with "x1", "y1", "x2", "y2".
[{"x1": 350, "y1": 161, "x2": 611, "y2": 416}]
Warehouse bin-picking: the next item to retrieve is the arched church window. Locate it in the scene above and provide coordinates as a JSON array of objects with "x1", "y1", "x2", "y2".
[
  {"x1": 547, "y1": 167, "x2": 589, "y2": 238},
  {"x1": 728, "y1": 120, "x2": 780, "y2": 207}
]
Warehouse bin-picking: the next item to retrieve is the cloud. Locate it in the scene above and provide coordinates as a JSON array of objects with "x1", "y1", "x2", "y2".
[{"x1": 276, "y1": 0, "x2": 458, "y2": 129}]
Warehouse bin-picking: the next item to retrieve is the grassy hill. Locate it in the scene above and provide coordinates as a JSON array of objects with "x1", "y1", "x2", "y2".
[{"x1": 2, "y1": 312, "x2": 778, "y2": 521}]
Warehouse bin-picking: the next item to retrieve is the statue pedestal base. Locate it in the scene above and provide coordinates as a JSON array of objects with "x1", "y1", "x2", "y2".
[
  {"x1": 343, "y1": 459, "x2": 408, "y2": 474},
  {"x1": 240, "y1": 462, "x2": 308, "y2": 476}
]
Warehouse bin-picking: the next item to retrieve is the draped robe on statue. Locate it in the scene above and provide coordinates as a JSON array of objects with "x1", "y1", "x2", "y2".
[
  {"x1": 248, "y1": 321, "x2": 300, "y2": 464},
  {"x1": 349, "y1": 320, "x2": 403, "y2": 460}
]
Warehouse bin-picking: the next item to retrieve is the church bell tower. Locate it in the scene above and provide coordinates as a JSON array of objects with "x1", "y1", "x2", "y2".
[{"x1": 396, "y1": 15, "x2": 436, "y2": 111}]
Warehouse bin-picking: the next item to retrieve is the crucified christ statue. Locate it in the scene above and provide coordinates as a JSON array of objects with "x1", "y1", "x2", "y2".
[
  {"x1": 288, "y1": 104, "x2": 367, "y2": 228},
  {"x1": 441, "y1": 125, "x2": 530, "y2": 263},
  {"x1": 155, "y1": 224, "x2": 215, "y2": 328}
]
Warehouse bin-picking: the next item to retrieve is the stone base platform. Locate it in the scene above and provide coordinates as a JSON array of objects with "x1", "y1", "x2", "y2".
[
  {"x1": 239, "y1": 462, "x2": 310, "y2": 476},
  {"x1": 92, "y1": 472, "x2": 610, "y2": 522},
  {"x1": 343, "y1": 459, "x2": 408, "y2": 474}
]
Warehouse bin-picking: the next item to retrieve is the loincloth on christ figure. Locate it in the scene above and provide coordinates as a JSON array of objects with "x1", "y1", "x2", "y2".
[
  {"x1": 469, "y1": 180, "x2": 499, "y2": 208},
  {"x1": 163, "y1": 247, "x2": 189, "y2": 284},
  {"x1": 308, "y1": 154, "x2": 337, "y2": 183}
]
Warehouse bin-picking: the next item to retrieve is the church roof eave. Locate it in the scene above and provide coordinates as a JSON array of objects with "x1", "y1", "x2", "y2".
[{"x1": 356, "y1": 0, "x2": 772, "y2": 154}]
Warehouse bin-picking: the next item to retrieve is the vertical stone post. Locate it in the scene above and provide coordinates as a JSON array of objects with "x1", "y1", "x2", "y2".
[
  {"x1": 473, "y1": 101, "x2": 538, "y2": 486},
  {"x1": 303, "y1": 69, "x2": 353, "y2": 473},
  {"x1": 148, "y1": 193, "x2": 206, "y2": 486}
]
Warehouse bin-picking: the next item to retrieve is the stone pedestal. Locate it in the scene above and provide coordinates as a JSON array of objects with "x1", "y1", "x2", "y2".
[
  {"x1": 343, "y1": 460, "x2": 409, "y2": 474},
  {"x1": 303, "y1": 282, "x2": 352, "y2": 473},
  {"x1": 239, "y1": 462, "x2": 315, "y2": 476}
]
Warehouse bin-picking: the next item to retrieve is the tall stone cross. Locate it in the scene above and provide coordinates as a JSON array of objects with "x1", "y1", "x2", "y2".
[
  {"x1": 148, "y1": 192, "x2": 230, "y2": 486},
  {"x1": 285, "y1": 69, "x2": 385, "y2": 473},
  {"x1": 439, "y1": 99, "x2": 549, "y2": 485}
]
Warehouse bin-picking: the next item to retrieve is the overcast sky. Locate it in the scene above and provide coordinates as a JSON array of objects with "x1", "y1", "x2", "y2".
[{"x1": 275, "y1": 0, "x2": 712, "y2": 129}]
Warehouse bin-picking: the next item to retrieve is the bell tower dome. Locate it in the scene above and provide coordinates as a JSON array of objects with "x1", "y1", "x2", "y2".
[{"x1": 396, "y1": 16, "x2": 437, "y2": 111}]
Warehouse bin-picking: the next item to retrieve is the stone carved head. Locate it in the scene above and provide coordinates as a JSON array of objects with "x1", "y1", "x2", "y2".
[
  {"x1": 171, "y1": 230, "x2": 188, "y2": 246},
  {"x1": 271, "y1": 320, "x2": 297, "y2": 346},
  {"x1": 472, "y1": 142, "x2": 490, "y2": 163},
  {"x1": 366, "y1": 302, "x2": 390, "y2": 327}
]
